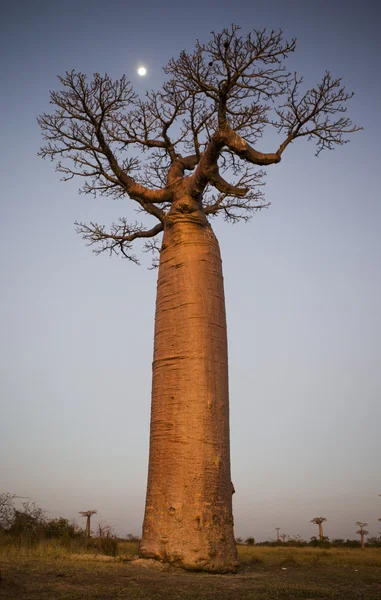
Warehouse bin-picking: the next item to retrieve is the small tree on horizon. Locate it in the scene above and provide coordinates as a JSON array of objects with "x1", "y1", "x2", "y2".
[
  {"x1": 311, "y1": 517, "x2": 327, "y2": 540},
  {"x1": 79, "y1": 510, "x2": 97, "y2": 538},
  {"x1": 356, "y1": 521, "x2": 369, "y2": 549},
  {"x1": 38, "y1": 25, "x2": 360, "y2": 573}
]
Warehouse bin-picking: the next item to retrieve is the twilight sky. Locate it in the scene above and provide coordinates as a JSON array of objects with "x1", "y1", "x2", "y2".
[{"x1": 0, "y1": 0, "x2": 380, "y2": 542}]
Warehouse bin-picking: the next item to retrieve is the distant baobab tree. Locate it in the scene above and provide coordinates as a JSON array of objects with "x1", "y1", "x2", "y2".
[
  {"x1": 79, "y1": 510, "x2": 97, "y2": 538},
  {"x1": 38, "y1": 25, "x2": 360, "y2": 572},
  {"x1": 275, "y1": 527, "x2": 280, "y2": 542},
  {"x1": 311, "y1": 517, "x2": 327, "y2": 540},
  {"x1": 356, "y1": 522, "x2": 369, "y2": 549},
  {"x1": 280, "y1": 533, "x2": 287, "y2": 543}
]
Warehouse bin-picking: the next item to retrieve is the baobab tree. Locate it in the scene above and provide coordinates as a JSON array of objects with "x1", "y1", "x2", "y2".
[
  {"x1": 275, "y1": 527, "x2": 280, "y2": 542},
  {"x1": 79, "y1": 510, "x2": 97, "y2": 538},
  {"x1": 356, "y1": 522, "x2": 369, "y2": 549},
  {"x1": 38, "y1": 26, "x2": 359, "y2": 572},
  {"x1": 311, "y1": 517, "x2": 327, "y2": 540}
]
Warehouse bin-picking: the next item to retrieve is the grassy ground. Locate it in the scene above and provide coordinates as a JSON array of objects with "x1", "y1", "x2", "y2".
[{"x1": 1, "y1": 541, "x2": 380, "y2": 599}]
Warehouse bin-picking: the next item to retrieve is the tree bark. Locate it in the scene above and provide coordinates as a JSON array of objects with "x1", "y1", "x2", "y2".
[{"x1": 140, "y1": 202, "x2": 237, "y2": 572}]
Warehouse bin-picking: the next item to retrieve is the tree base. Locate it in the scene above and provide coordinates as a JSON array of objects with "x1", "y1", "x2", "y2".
[
  {"x1": 130, "y1": 558, "x2": 173, "y2": 572},
  {"x1": 139, "y1": 540, "x2": 239, "y2": 573}
]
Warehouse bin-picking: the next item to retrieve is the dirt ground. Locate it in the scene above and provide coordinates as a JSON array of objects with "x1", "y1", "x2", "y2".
[{"x1": 1, "y1": 557, "x2": 381, "y2": 600}]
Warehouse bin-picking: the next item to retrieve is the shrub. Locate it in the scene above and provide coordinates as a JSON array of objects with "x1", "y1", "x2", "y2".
[
  {"x1": 344, "y1": 539, "x2": 362, "y2": 548},
  {"x1": 99, "y1": 534, "x2": 118, "y2": 556},
  {"x1": 125, "y1": 533, "x2": 140, "y2": 542},
  {"x1": 8, "y1": 502, "x2": 46, "y2": 540},
  {"x1": 309, "y1": 536, "x2": 331, "y2": 549},
  {"x1": 43, "y1": 517, "x2": 82, "y2": 539},
  {"x1": 0, "y1": 493, "x2": 16, "y2": 531},
  {"x1": 97, "y1": 523, "x2": 118, "y2": 556}
]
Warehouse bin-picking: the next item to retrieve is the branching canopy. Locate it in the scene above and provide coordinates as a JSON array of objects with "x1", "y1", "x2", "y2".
[
  {"x1": 311, "y1": 517, "x2": 327, "y2": 525},
  {"x1": 38, "y1": 25, "x2": 361, "y2": 262}
]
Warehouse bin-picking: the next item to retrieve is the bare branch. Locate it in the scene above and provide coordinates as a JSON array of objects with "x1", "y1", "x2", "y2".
[
  {"x1": 39, "y1": 27, "x2": 361, "y2": 249},
  {"x1": 188, "y1": 126, "x2": 280, "y2": 198},
  {"x1": 75, "y1": 219, "x2": 163, "y2": 261},
  {"x1": 38, "y1": 71, "x2": 171, "y2": 218},
  {"x1": 208, "y1": 167, "x2": 249, "y2": 197},
  {"x1": 204, "y1": 166, "x2": 267, "y2": 222},
  {"x1": 143, "y1": 236, "x2": 163, "y2": 269},
  {"x1": 274, "y1": 72, "x2": 362, "y2": 156}
]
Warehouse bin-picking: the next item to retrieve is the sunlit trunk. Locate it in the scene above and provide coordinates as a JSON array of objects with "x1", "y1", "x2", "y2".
[{"x1": 140, "y1": 205, "x2": 237, "y2": 572}]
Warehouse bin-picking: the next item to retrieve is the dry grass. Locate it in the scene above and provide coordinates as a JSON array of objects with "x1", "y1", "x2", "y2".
[
  {"x1": 1, "y1": 540, "x2": 381, "y2": 599},
  {"x1": 1, "y1": 538, "x2": 380, "y2": 568},
  {"x1": 0, "y1": 536, "x2": 138, "y2": 562},
  {"x1": 238, "y1": 544, "x2": 381, "y2": 568}
]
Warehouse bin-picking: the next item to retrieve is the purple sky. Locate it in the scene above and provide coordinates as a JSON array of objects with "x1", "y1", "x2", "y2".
[{"x1": 1, "y1": 0, "x2": 380, "y2": 541}]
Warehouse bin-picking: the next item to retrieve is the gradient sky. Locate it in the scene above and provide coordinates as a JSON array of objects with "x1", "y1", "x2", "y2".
[{"x1": 1, "y1": 0, "x2": 380, "y2": 542}]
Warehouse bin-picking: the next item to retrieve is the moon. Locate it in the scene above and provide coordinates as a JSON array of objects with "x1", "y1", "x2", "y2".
[{"x1": 137, "y1": 66, "x2": 147, "y2": 76}]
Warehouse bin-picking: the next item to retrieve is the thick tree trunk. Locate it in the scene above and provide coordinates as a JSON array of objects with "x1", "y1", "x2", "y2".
[{"x1": 140, "y1": 207, "x2": 237, "y2": 572}]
